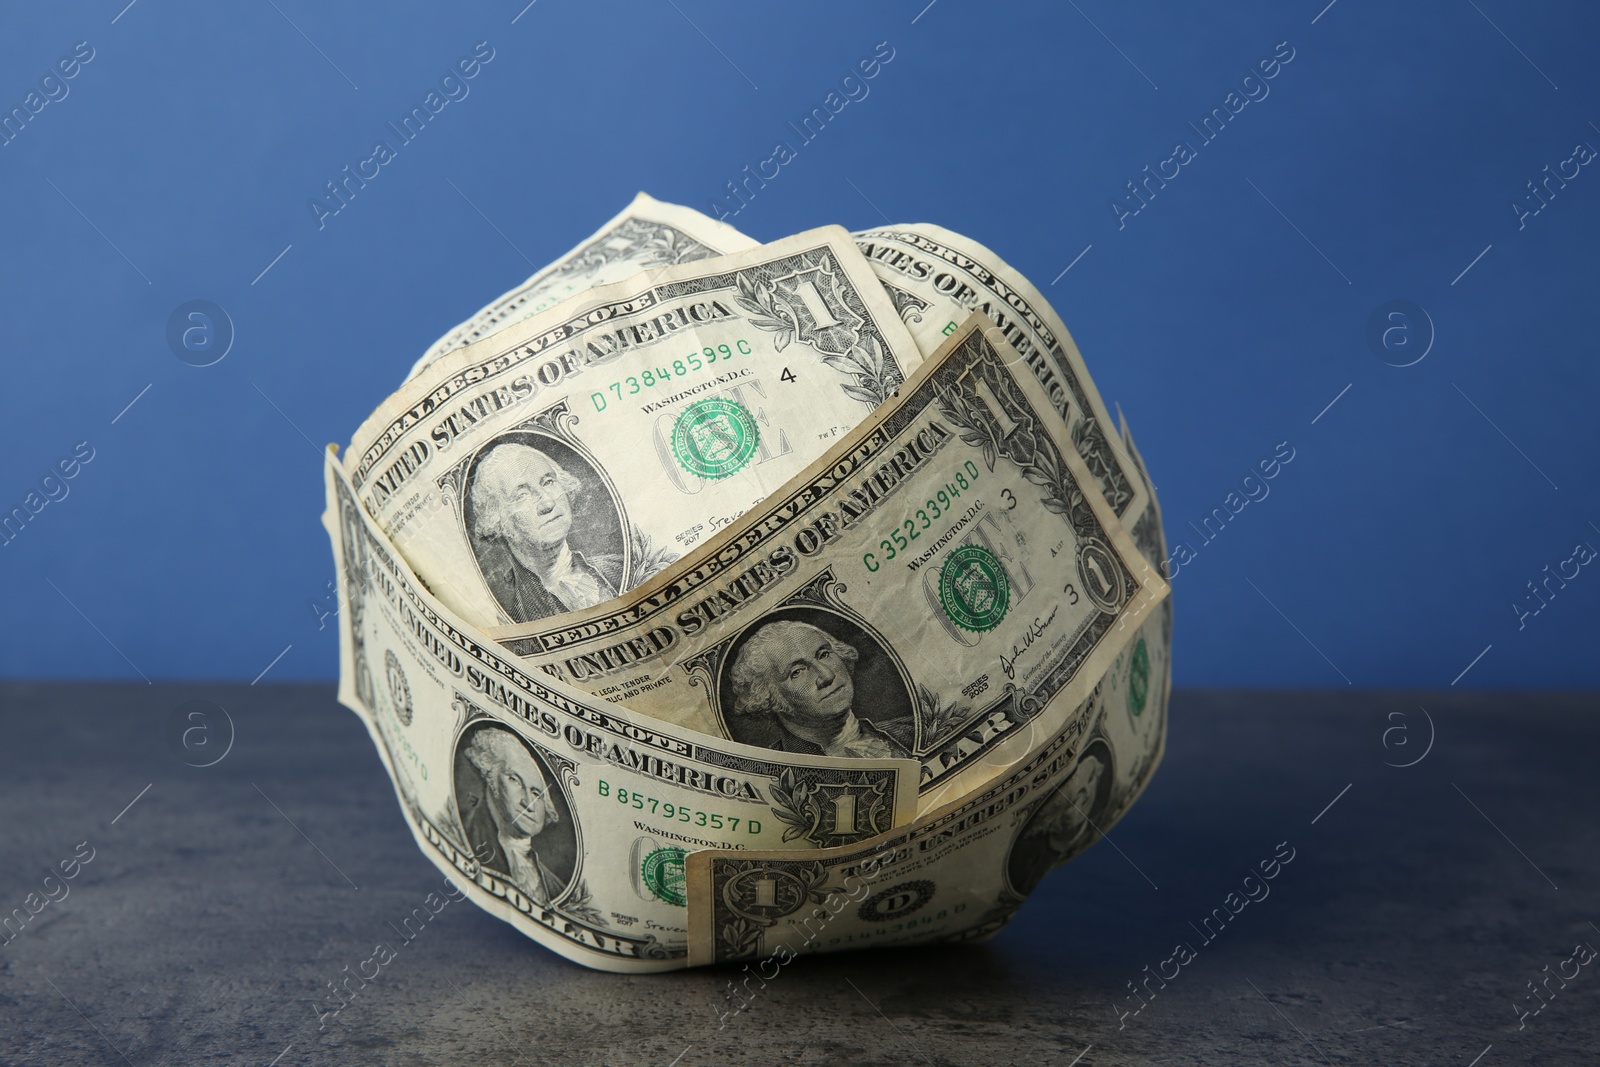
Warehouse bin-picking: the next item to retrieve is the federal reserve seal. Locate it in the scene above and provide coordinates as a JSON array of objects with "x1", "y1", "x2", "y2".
[
  {"x1": 671, "y1": 397, "x2": 759, "y2": 480},
  {"x1": 857, "y1": 880, "x2": 935, "y2": 923},
  {"x1": 384, "y1": 649, "x2": 413, "y2": 726},
  {"x1": 641, "y1": 846, "x2": 688, "y2": 907},
  {"x1": 938, "y1": 544, "x2": 1010, "y2": 632}
]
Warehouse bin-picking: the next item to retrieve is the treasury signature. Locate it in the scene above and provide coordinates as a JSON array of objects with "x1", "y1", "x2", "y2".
[{"x1": 999, "y1": 606, "x2": 1058, "y2": 680}]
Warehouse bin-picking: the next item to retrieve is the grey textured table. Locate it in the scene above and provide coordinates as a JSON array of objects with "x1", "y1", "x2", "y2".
[{"x1": 1, "y1": 683, "x2": 1595, "y2": 1066}]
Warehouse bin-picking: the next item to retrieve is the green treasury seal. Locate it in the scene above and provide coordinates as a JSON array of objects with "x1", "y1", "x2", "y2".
[
  {"x1": 641, "y1": 846, "x2": 688, "y2": 907},
  {"x1": 938, "y1": 544, "x2": 1010, "y2": 633},
  {"x1": 1128, "y1": 637, "x2": 1149, "y2": 716},
  {"x1": 671, "y1": 397, "x2": 759, "y2": 480}
]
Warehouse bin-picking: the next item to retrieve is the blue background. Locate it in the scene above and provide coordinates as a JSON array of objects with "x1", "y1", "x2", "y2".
[{"x1": 2, "y1": 0, "x2": 1596, "y2": 688}]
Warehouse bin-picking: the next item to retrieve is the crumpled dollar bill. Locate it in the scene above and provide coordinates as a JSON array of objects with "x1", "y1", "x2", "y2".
[{"x1": 324, "y1": 195, "x2": 1170, "y2": 971}]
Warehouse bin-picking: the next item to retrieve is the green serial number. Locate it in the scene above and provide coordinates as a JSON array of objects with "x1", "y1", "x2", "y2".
[
  {"x1": 592, "y1": 339, "x2": 753, "y2": 409},
  {"x1": 863, "y1": 460, "x2": 981, "y2": 572},
  {"x1": 597, "y1": 780, "x2": 762, "y2": 834}
]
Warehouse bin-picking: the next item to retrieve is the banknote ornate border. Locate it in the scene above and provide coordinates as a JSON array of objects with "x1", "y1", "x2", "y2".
[
  {"x1": 766, "y1": 765, "x2": 896, "y2": 849},
  {"x1": 479, "y1": 218, "x2": 728, "y2": 338},
  {"x1": 858, "y1": 227, "x2": 1139, "y2": 519},
  {"x1": 339, "y1": 492, "x2": 377, "y2": 713},
  {"x1": 546, "y1": 217, "x2": 725, "y2": 287},
  {"x1": 733, "y1": 250, "x2": 903, "y2": 407},
  {"x1": 878, "y1": 281, "x2": 932, "y2": 326},
  {"x1": 710, "y1": 858, "x2": 834, "y2": 961},
  {"x1": 938, "y1": 328, "x2": 1111, "y2": 548},
  {"x1": 1130, "y1": 507, "x2": 1164, "y2": 572}
]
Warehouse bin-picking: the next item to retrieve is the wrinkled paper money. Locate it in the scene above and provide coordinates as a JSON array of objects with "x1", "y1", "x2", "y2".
[
  {"x1": 324, "y1": 454, "x2": 921, "y2": 971},
  {"x1": 325, "y1": 194, "x2": 1171, "y2": 971},
  {"x1": 488, "y1": 313, "x2": 1168, "y2": 813},
  {"x1": 348, "y1": 225, "x2": 925, "y2": 630},
  {"x1": 406, "y1": 192, "x2": 758, "y2": 381}
]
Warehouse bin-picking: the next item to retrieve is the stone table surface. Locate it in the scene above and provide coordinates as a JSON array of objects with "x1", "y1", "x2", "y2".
[{"x1": 0, "y1": 682, "x2": 1595, "y2": 1066}]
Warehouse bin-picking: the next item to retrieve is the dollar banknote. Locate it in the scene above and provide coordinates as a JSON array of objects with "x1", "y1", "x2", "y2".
[
  {"x1": 1094, "y1": 409, "x2": 1171, "y2": 835},
  {"x1": 322, "y1": 451, "x2": 922, "y2": 973},
  {"x1": 853, "y1": 225, "x2": 1170, "y2": 737},
  {"x1": 1117, "y1": 405, "x2": 1167, "y2": 575},
  {"x1": 853, "y1": 224, "x2": 1148, "y2": 528},
  {"x1": 488, "y1": 313, "x2": 1169, "y2": 811},
  {"x1": 685, "y1": 647, "x2": 1165, "y2": 966},
  {"x1": 346, "y1": 226, "x2": 927, "y2": 630},
  {"x1": 406, "y1": 193, "x2": 757, "y2": 381}
]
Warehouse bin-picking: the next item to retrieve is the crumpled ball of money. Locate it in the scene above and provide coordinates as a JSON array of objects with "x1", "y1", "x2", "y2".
[{"x1": 323, "y1": 193, "x2": 1171, "y2": 972}]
